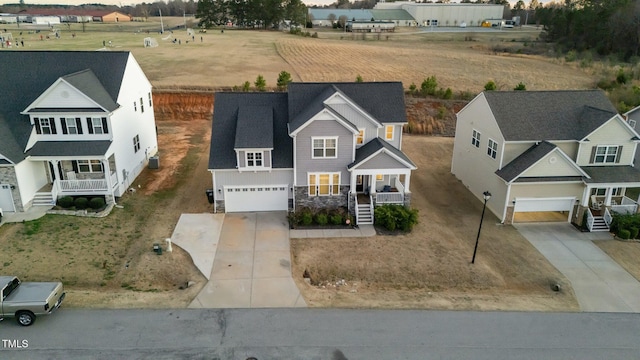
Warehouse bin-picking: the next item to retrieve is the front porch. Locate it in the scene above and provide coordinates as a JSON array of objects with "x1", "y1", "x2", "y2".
[
  {"x1": 582, "y1": 188, "x2": 640, "y2": 232},
  {"x1": 350, "y1": 174, "x2": 412, "y2": 225}
]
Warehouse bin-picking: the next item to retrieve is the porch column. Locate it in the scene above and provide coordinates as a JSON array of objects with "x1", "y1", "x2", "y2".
[
  {"x1": 350, "y1": 172, "x2": 357, "y2": 194},
  {"x1": 102, "y1": 158, "x2": 115, "y2": 202},
  {"x1": 604, "y1": 187, "x2": 613, "y2": 206},
  {"x1": 404, "y1": 171, "x2": 411, "y2": 193},
  {"x1": 370, "y1": 174, "x2": 377, "y2": 194},
  {"x1": 50, "y1": 160, "x2": 61, "y2": 182},
  {"x1": 581, "y1": 186, "x2": 591, "y2": 207}
]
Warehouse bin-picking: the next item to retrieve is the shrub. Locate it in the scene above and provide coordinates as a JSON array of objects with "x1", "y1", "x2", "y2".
[
  {"x1": 355, "y1": 74, "x2": 363, "y2": 83},
  {"x1": 374, "y1": 205, "x2": 419, "y2": 232},
  {"x1": 514, "y1": 82, "x2": 526, "y2": 91},
  {"x1": 89, "y1": 197, "x2": 106, "y2": 210},
  {"x1": 254, "y1": 75, "x2": 266, "y2": 91},
  {"x1": 57, "y1": 196, "x2": 74, "y2": 208},
  {"x1": 300, "y1": 209, "x2": 313, "y2": 226},
  {"x1": 616, "y1": 69, "x2": 629, "y2": 85},
  {"x1": 618, "y1": 229, "x2": 631, "y2": 240},
  {"x1": 329, "y1": 213, "x2": 343, "y2": 225},
  {"x1": 408, "y1": 82, "x2": 417, "y2": 95},
  {"x1": 276, "y1": 70, "x2": 292, "y2": 91},
  {"x1": 74, "y1": 197, "x2": 89, "y2": 210},
  {"x1": 443, "y1": 87, "x2": 453, "y2": 99},
  {"x1": 610, "y1": 213, "x2": 640, "y2": 234},
  {"x1": 315, "y1": 212, "x2": 328, "y2": 226},
  {"x1": 421, "y1": 76, "x2": 438, "y2": 96},
  {"x1": 630, "y1": 227, "x2": 639, "y2": 239},
  {"x1": 242, "y1": 81, "x2": 251, "y2": 92},
  {"x1": 484, "y1": 80, "x2": 497, "y2": 91}
]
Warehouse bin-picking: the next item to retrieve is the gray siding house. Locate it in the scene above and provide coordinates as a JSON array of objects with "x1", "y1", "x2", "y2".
[
  {"x1": 208, "y1": 82, "x2": 416, "y2": 225},
  {"x1": 452, "y1": 90, "x2": 640, "y2": 231}
]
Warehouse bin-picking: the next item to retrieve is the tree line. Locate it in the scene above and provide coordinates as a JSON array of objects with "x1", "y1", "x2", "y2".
[{"x1": 195, "y1": 0, "x2": 307, "y2": 29}]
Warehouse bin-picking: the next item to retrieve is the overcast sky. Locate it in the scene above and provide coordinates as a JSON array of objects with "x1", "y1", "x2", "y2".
[{"x1": 0, "y1": 0, "x2": 523, "y2": 7}]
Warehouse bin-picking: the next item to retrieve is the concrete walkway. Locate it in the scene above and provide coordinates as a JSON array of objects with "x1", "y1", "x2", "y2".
[
  {"x1": 188, "y1": 212, "x2": 306, "y2": 308},
  {"x1": 290, "y1": 224, "x2": 375, "y2": 238},
  {"x1": 170, "y1": 213, "x2": 225, "y2": 280},
  {"x1": 515, "y1": 223, "x2": 640, "y2": 313}
]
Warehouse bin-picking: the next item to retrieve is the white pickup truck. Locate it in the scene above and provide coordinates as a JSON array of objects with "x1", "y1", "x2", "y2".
[{"x1": 1, "y1": 276, "x2": 66, "y2": 326}]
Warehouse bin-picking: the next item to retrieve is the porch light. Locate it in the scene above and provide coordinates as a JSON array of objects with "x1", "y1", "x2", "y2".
[{"x1": 471, "y1": 191, "x2": 491, "y2": 264}]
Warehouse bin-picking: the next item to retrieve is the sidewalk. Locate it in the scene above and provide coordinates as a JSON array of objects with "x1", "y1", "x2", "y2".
[{"x1": 290, "y1": 224, "x2": 376, "y2": 239}]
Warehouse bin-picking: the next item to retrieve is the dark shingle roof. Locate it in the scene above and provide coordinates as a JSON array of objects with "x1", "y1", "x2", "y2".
[
  {"x1": 288, "y1": 82, "x2": 406, "y2": 133},
  {"x1": 27, "y1": 141, "x2": 112, "y2": 157},
  {"x1": 495, "y1": 141, "x2": 557, "y2": 182},
  {"x1": 26, "y1": 108, "x2": 106, "y2": 113},
  {"x1": 234, "y1": 106, "x2": 274, "y2": 149},
  {"x1": 0, "y1": 51, "x2": 129, "y2": 163},
  {"x1": 61, "y1": 69, "x2": 119, "y2": 112},
  {"x1": 482, "y1": 90, "x2": 617, "y2": 141},
  {"x1": 582, "y1": 166, "x2": 640, "y2": 184},
  {"x1": 348, "y1": 137, "x2": 416, "y2": 169},
  {"x1": 209, "y1": 93, "x2": 291, "y2": 170}
]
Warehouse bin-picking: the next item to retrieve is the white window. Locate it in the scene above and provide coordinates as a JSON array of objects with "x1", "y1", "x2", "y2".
[
  {"x1": 133, "y1": 135, "x2": 140, "y2": 153},
  {"x1": 628, "y1": 119, "x2": 636, "y2": 129},
  {"x1": 356, "y1": 129, "x2": 365, "y2": 145},
  {"x1": 77, "y1": 160, "x2": 103, "y2": 173},
  {"x1": 148, "y1": 92, "x2": 153, "y2": 107},
  {"x1": 594, "y1": 145, "x2": 619, "y2": 164},
  {"x1": 385, "y1": 125, "x2": 394, "y2": 141},
  {"x1": 91, "y1": 118, "x2": 104, "y2": 134},
  {"x1": 133, "y1": 101, "x2": 137, "y2": 112},
  {"x1": 472, "y1": 129, "x2": 481, "y2": 148},
  {"x1": 140, "y1": 97, "x2": 144, "y2": 113},
  {"x1": 591, "y1": 188, "x2": 622, "y2": 196},
  {"x1": 487, "y1": 139, "x2": 498, "y2": 159},
  {"x1": 40, "y1": 118, "x2": 52, "y2": 134},
  {"x1": 65, "y1": 118, "x2": 78, "y2": 134},
  {"x1": 246, "y1": 151, "x2": 263, "y2": 167},
  {"x1": 312, "y1": 137, "x2": 337, "y2": 158},
  {"x1": 308, "y1": 173, "x2": 340, "y2": 196}
]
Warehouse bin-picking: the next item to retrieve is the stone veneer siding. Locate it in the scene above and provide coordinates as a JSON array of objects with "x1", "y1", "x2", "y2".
[
  {"x1": 295, "y1": 185, "x2": 349, "y2": 211},
  {"x1": 573, "y1": 205, "x2": 586, "y2": 227},
  {"x1": 0, "y1": 166, "x2": 24, "y2": 212},
  {"x1": 504, "y1": 205, "x2": 515, "y2": 225}
]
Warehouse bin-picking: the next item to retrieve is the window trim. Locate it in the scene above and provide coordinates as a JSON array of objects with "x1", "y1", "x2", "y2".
[
  {"x1": 140, "y1": 97, "x2": 144, "y2": 113},
  {"x1": 471, "y1": 129, "x2": 481, "y2": 148},
  {"x1": 308, "y1": 172, "x2": 341, "y2": 197},
  {"x1": 64, "y1": 117, "x2": 79, "y2": 135},
  {"x1": 487, "y1": 138, "x2": 498, "y2": 159},
  {"x1": 133, "y1": 135, "x2": 140, "y2": 153},
  {"x1": 311, "y1": 137, "x2": 338, "y2": 159},
  {"x1": 245, "y1": 151, "x2": 264, "y2": 168},
  {"x1": 385, "y1": 125, "x2": 394, "y2": 141},
  {"x1": 76, "y1": 159, "x2": 103, "y2": 173},
  {"x1": 593, "y1": 145, "x2": 620, "y2": 164}
]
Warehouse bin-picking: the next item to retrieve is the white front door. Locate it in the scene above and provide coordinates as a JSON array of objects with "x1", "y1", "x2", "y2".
[
  {"x1": 0, "y1": 184, "x2": 15, "y2": 212},
  {"x1": 224, "y1": 185, "x2": 289, "y2": 212}
]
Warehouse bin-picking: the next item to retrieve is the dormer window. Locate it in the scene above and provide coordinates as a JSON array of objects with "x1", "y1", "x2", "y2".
[
  {"x1": 246, "y1": 152, "x2": 263, "y2": 167},
  {"x1": 591, "y1": 145, "x2": 621, "y2": 164},
  {"x1": 385, "y1": 125, "x2": 394, "y2": 141}
]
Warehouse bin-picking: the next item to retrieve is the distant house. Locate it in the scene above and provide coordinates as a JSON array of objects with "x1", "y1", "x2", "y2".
[
  {"x1": 452, "y1": 90, "x2": 640, "y2": 232},
  {"x1": 91, "y1": 11, "x2": 132, "y2": 22},
  {"x1": 16, "y1": 9, "x2": 132, "y2": 23},
  {"x1": 208, "y1": 82, "x2": 416, "y2": 225},
  {"x1": 0, "y1": 51, "x2": 157, "y2": 215}
]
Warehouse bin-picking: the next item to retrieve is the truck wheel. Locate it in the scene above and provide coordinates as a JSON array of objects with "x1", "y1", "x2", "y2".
[{"x1": 16, "y1": 311, "x2": 35, "y2": 326}]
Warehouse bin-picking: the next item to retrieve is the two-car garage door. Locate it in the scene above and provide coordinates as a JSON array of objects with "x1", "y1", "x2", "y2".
[
  {"x1": 513, "y1": 197, "x2": 575, "y2": 222},
  {"x1": 224, "y1": 185, "x2": 288, "y2": 212}
]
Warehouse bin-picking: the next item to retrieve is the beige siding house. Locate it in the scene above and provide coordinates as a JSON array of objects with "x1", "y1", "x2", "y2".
[{"x1": 452, "y1": 90, "x2": 640, "y2": 231}]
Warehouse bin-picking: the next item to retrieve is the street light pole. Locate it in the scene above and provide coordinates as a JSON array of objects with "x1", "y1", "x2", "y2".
[{"x1": 471, "y1": 191, "x2": 491, "y2": 264}]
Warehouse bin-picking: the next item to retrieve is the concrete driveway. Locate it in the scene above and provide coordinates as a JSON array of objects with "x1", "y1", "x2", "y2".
[
  {"x1": 187, "y1": 212, "x2": 306, "y2": 308},
  {"x1": 515, "y1": 223, "x2": 640, "y2": 312}
]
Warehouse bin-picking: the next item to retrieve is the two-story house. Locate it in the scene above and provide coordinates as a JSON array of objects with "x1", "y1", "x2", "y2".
[
  {"x1": 452, "y1": 90, "x2": 640, "y2": 231},
  {"x1": 208, "y1": 82, "x2": 416, "y2": 224},
  {"x1": 0, "y1": 51, "x2": 158, "y2": 215}
]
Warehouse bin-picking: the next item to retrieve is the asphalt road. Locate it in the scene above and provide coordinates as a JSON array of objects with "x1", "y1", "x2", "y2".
[{"x1": 1, "y1": 309, "x2": 639, "y2": 359}]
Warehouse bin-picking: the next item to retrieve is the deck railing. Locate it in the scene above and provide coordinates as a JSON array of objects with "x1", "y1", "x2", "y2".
[
  {"x1": 375, "y1": 192, "x2": 404, "y2": 204},
  {"x1": 586, "y1": 209, "x2": 595, "y2": 232},
  {"x1": 58, "y1": 179, "x2": 108, "y2": 193},
  {"x1": 604, "y1": 208, "x2": 613, "y2": 227}
]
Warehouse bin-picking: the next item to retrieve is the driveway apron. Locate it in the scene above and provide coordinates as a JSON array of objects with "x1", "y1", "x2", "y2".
[
  {"x1": 515, "y1": 223, "x2": 640, "y2": 312},
  {"x1": 189, "y1": 212, "x2": 306, "y2": 308}
]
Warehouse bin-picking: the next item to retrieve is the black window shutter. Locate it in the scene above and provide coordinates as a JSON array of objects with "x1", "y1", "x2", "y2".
[
  {"x1": 589, "y1": 146, "x2": 596, "y2": 163},
  {"x1": 102, "y1": 117, "x2": 108, "y2": 134},
  {"x1": 76, "y1": 118, "x2": 83, "y2": 134},
  {"x1": 616, "y1": 146, "x2": 623, "y2": 163},
  {"x1": 34, "y1": 117, "x2": 41, "y2": 134},
  {"x1": 71, "y1": 161, "x2": 78, "y2": 173},
  {"x1": 61, "y1": 118, "x2": 68, "y2": 134},
  {"x1": 86, "y1": 118, "x2": 94, "y2": 134},
  {"x1": 50, "y1": 117, "x2": 57, "y2": 134}
]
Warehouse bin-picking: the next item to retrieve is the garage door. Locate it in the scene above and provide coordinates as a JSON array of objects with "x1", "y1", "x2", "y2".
[
  {"x1": 514, "y1": 197, "x2": 575, "y2": 222},
  {"x1": 224, "y1": 185, "x2": 288, "y2": 212},
  {"x1": 0, "y1": 184, "x2": 15, "y2": 212}
]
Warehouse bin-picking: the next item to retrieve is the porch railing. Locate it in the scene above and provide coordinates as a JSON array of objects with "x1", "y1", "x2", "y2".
[
  {"x1": 58, "y1": 179, "x2": 108, "y2": 193},
  {"x1": 587, "y1": 209, "x2": 595, "y2": 232},
  {"x1": 354, "y1": 195, "x2": 360, "y2": 225},
  {"x1": 604, "y1": 208, "x2": 613, "y2": 227},
  {"x1": 375, "y1": 192, "x2": 404, "y2": 204},
  {"x1": 110, "y1": 171, "x2": 118, "y2": 189},
  {"x1": 394, "y1": 177, "x2": 405, "y2": 194},
  {"x1": 611, "y1": 196, "x2": 638, "y2": 215}
]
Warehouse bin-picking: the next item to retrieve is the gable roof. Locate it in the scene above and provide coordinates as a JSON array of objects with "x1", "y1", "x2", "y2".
[
  {"x1": 482, "y1": 90, "x2": 617, "y2": 141},
  {"x1": 27, "y1": 140, "x2": 112, "y2": 157},
  {"x1": 582, "y1": 166, "x2": 640, "y2": 184},
  {"x1": 495, "y1": 141, "x2": 588, "y2": 182},
  {"x1": 348, "y1": 137, "x2": 416, "y2": 170},
  {"x1": 0, "y1": 51, "x2": 130, "y2": 164},
  {"x1": 60, "y1": 69, "x2": 119, "y2": 112},
  {"x1": 287, "y1": 82, "x2": 406, "y2": 134},
  {"x1": 209, "y1": 92, "x2": 292, "y2": 170}
]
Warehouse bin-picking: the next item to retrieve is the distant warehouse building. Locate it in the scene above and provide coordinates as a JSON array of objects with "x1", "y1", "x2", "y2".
[
  {"x1": 374, "y1": 2, "x2": 504, "y2": 27},
  {"x1": 309, "y1": 8, "x2": 416, "y2": 27}
]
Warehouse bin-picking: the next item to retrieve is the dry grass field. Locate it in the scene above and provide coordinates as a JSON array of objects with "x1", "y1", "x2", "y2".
[
  {"x1": 595, "y1": 240, "x2": 640, "y2": 282},
  {"x1": 2, "y1": 18, "x2": 595, "y2": 92}
]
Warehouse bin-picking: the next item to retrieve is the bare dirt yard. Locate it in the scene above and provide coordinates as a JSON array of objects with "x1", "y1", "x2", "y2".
[{"x1": 291, "y1": 136, "x2": 578, "y2": 311}]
